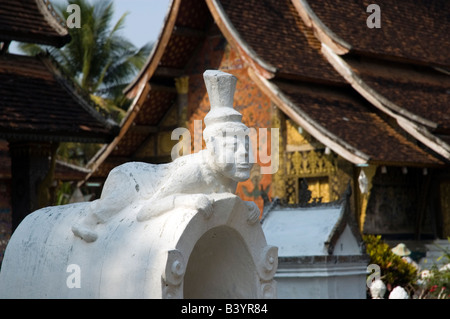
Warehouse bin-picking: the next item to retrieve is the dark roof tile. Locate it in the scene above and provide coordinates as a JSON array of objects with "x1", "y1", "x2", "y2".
[
  {"x1": 305, "y1": 0, "x2": 450, "y2": 67},
  {"x1": 345, "y1": 57, "x2": 450, "y2": 132},
  {"x1": 276, "y1": 80, "x2": 443, "y2": 165},
  {"x1": 0, "y1": 54, "x2": 117, "y2": 142},
  {"x1": 219, "y1": 0, "x2": 344, "y2": 83},
  {"x1": 0, "y1": 0, "x2": 70, "y2": 47}
]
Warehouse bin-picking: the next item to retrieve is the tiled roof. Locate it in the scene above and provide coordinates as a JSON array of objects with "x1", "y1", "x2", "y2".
[
  {"x1": 218, "y1": 0, "x2": 344, "y2": 83},
  {"x1": 218, "y1": 0, "x2": 445, "y2": 165},
  {"x1": 0, "y1": 54, "x2": 118, "y2": 143},
  {"x1": 274, "y1": 80, "x2": 443, "y2": 166},
  {"x1": 294, "y1": 0, "x2": 450, "y2": 160},
  {"x1": 86, "y1": 0, "x2": 449, "y2": 182},
  {"x1": 345, "y1": 56, "x2": 450, "y2": 133},
  {"x1": 0, "y1": 0, "x2": 70, "y2": 47},
  {"x1": 302, "y1": 0, "x2": 450, "y2": 68}
]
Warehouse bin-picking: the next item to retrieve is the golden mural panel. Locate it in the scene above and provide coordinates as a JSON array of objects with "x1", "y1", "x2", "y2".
[{"x1": 287, "y1": 150, "x2": 336, "y2": 177}]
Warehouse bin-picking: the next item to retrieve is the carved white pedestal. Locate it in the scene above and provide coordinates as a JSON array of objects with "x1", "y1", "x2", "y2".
[
  {"x1": 0, "y1": 69, "x2": 278, "y2": 299},
  {"x1": 0, "y1": 193, "x2": 277, "y2": 299}
]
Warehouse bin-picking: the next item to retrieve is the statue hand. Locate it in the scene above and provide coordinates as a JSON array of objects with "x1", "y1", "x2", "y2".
[{"x1": 195, "y1": 195, "x2": 214, "y2": 219}]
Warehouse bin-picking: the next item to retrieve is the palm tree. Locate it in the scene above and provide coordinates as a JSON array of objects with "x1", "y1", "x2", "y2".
[
  {"x1": 13, "y1": 0, "x2": 152, "y2": 205},
  {"x1": 18, "y1": 0, "x2": 152, "y2": 167},
  {"x1": 19, "y1": 0, "x2": 151, "y2": 112}
]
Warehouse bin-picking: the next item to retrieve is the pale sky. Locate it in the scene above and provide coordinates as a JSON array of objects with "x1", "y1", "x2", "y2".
[
  {"x1": 112, "y1": 0, "x2": 171, "y2": 48},
  {"x1": 10, "y1": 0, "x2": 171, "y2": 52}
]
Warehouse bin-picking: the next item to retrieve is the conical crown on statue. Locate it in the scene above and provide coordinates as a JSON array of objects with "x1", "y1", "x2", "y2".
[{"x1": 203, "y1": 70, "x2": 243, "y2": 127}]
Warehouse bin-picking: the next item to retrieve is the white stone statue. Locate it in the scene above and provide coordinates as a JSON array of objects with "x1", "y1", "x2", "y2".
[
  {"x1": 72, "y1": 70, "x2": 258, "y2": 242},
  {"x1": 0, "y1": 70, "x2": 278, "y2": 299}
]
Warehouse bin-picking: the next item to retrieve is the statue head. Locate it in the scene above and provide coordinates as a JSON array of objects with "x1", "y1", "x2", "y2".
[{"x1": 202, "y1": 70, "x2": 253, "y2": 182}]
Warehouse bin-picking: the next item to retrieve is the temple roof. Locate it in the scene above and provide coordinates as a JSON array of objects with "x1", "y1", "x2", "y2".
[
  {"x1": 0, "y1": 0, "x2": 70, "y2": 47},
  {"x1": 85, "y1": 0, "x2": 448, "y2": 181},
  {"x1": 293, "y1": 0, "x2": 450, "y2": 159},
  {"x1": 256, "y1": 76, "x2": 440, "y2": 166},
  {"x1": 212, "y1": 0, "x2": 447, "y2": 165},
  {"x1": 261, "y1": 186, "x2": 364, "y2": 257},
  {"x1": 0, "y1": 54, "x2": 118, "y2": 143},
  {"x1": 212, "y1": 0, "x2": 344, "y2": 83},
  {"x1": 296, "y1": 0, "x2": 450, "y2": 68}
]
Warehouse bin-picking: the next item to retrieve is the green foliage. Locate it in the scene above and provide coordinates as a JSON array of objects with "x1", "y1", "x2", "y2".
[
  {"x1": 18, "y1": 0, "x2": 152, "y2": 110},
  {"x1": 90, "y1": 94, "x2": 126, "y2": 124},
  {"x1": 417, "y1": 238, "x2": 450, "y2": 299},
  {"x1": 55, "y1": 181, "x2": 74, "y2": 206},
  {"x1": 363, "y1": 235, "x2": 418, "y2": 290},
  {"x1": 436, "y1": 238, "x2": 450, "y2": 263},
  {"x1": 419, "y1": 267, "x2": 450, "y2": 299},
  {"x1": 18, "y1": 0, "x2": 151, "y2": 167},
  {"x1": 56, "y1": 141, "x2": 102, "y2": 166}
]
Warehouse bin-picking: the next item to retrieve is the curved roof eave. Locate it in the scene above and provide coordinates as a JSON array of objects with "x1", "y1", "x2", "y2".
[
  {"x1": 82, "y1": 79, "x2": 151, "y2": 185},
  {"x1": 291, "y1": 0, "x2": 351, "y2": 55},
  {"x1": 321, "y1": 44, "x2": 450, "y2": 161},
  {"x1": 205, "y1": 0, "x2": 278, "y2": 79},
  {"x1": 247, "y1": 67, "x2": 370, "y2": 166},
  {"x1": 123, "y1": 0, "x2": 180, "y2": 97},
  {"x1": 83, "y1": 0, "x2": 183, "y2": 183},
  {"x1": 41, "y1": 55, "x2": 119, "y2": 134},
  {"x1": 36, "y1": 0, "x2": 71, "y2": 47}
]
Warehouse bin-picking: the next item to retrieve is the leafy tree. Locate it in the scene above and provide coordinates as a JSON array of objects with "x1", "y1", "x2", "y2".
[
  {"x1": 18, "y1": 0, "x2": 152, "y2": 166},
  {"x1": 19, "y1": 0, "x2": 151, "y2": 113},
  {"x1": 364, "y1": 234, "x2": 418, "y2": 296}
]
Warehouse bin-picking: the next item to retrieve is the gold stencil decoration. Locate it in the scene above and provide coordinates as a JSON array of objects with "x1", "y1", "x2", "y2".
[
  {"x1": 271, "y1": 104, "x2": 286, "y2": 200},
  {"x1": 286, "y1": 150, "x2": 336, "y2": 177},
  {"x1": 284, "y1": 118, "x2": 339, "y2": 204},
  {"x1": 286, "y1": 119, "x2": 322, "y2": 152},
  {"x1": 270, "y1": 109, "x2": 340, "y2": 205}
]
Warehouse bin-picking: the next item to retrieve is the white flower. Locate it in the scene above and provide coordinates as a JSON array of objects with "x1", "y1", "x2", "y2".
[
  {"x1": 420, "y1": 269, "x2": 432, "y2": 279},
  {"x1": 389, "y1": 286, "x2": 409, "y2": 299},
  {"x1": 439, "y1": 263, "x2": 450, "y2": 272}
]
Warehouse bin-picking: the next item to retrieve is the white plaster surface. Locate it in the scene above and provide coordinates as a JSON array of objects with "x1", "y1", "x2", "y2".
[
  {"x1": 262, "y1": 205, "x2": 362, "y2": 257},
  {"x1": 0, "y1": 189, "x2": 277, "y2": 299},
  {"x1": 262, "y1": 203, "x2": 368, "y2": 299},
  {"x1": 0, "y1": 70, "x2": 278, "y2": 299}
]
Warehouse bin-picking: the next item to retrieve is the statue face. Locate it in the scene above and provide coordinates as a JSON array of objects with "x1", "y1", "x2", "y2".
[{"x1": 207, "y1": 129, "x2": 253, "y2": 182}]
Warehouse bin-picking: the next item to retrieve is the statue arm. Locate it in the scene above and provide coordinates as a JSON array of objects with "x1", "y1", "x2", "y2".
[{"x1": 136, "y1": 193, "x2": 214, "y2": 222}]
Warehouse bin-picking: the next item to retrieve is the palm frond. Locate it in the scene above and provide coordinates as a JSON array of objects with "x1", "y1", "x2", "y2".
[{"x1": 17, "y1": 0, "x2": 149, "y2": 108}]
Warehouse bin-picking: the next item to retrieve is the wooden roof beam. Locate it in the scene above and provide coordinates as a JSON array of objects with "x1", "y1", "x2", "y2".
[
  {"x1": 292, "y1": 0, "x2": 351, "y2": 55},
  {"x1": 321, "y1": 44, "x2": 450, "y2": 160}
]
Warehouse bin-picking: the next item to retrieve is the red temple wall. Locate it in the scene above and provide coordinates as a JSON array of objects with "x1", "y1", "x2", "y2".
[{"x1": 185, "y1": 34, "x2": 273, "y2": 214}]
